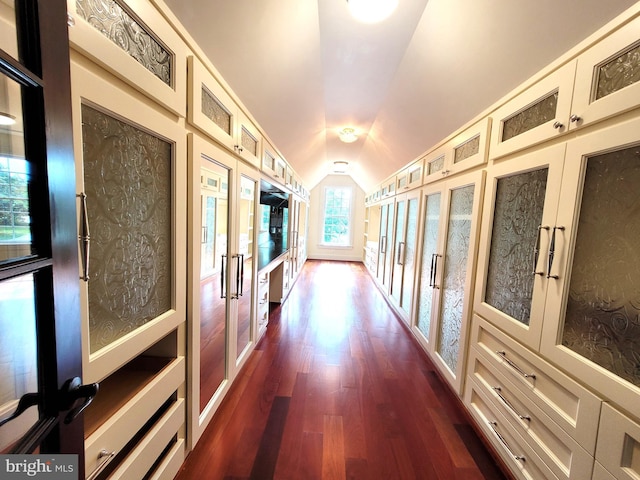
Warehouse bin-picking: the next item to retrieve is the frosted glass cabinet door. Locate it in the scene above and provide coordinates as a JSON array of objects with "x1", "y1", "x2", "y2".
[
  {"x1": 376, "y1": 203, "x2": 389, "y2": 284},
  {"x1": 474, "y1": 143, "x2": 565, "y2": 351},
  {"x1": 390, "y1": 198, "x2": 406, "y2": 308},
  {"x1": 541, "y1": 118, "x2": 640, "y2": 419},
  {"x1": 401, "y1": 195, "x2": 419, "y2": 318}
]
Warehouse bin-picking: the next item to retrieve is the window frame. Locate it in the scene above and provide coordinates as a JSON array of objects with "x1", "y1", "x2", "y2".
[{"x1": 320, "y1": 185, "x2": 354, "y2": 248}]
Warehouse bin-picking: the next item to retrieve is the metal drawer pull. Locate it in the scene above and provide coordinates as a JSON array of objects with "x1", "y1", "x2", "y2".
[
  {"x1": 78, "y1": 193, "x2": 91, "y2": 282},
  {"x1": 492, "y1": 387, "x2": 531, "y2": 421},
  {"x1": 488, "y1": 421, "x2": 526, "y2": 463},
  {"x1": 532, "y1": 225, "x2": 549, "y2": 276},
  {"x1": 547, "y1": 226, "x2": 565, "y2": 279},
  {"x1": 87, "y1": 449, "x2": 116, "y2": 480},
  {"x1": 496, "y1": 351, "x2": 536, "y2": 379}
]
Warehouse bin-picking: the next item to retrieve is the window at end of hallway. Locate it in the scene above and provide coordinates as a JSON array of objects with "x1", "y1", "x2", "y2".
[{"x1": 321, "y1": 186, "x2": 352, "y2": 247}]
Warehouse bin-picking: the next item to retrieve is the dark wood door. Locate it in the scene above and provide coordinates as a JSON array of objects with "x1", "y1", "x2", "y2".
[{"x1": 0, "y1": 0, "x2": 90, "y2": 470}]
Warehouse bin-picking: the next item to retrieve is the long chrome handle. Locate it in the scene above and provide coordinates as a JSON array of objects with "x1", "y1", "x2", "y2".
[
  {"x1": 231, "y1": 254, "x2": 241, "y2": 299},
  {"x1": 381, "y1": 236, "x2": 387, "y2": 254},
  {"x1": 431, "y1": 254, "x2": 441, "y2": 289},
  {"x1": 220, "y1": 254, "x2": 227, "y2": 299},
  {"x1": 496, "y1": 351, "x2": 536, "y2": 379},
  {"x1": 238, "y1": 254, "x2": 244, "y2": 297},
  {"x1": 428, "y1": 253, "x2": 436, "y2": 287},
  {"x1": 397, "y1": 241, "x2": 405, "y2": 265},
  {"x1": 77, "y1": 193, "x2": 90, "y2": 282},
  {"x1": 546, "y1": 226, "x2": 565, "y2": 279},
  {"x1": 488, "y1": 421, "x2": 526, "y2": 463},
  {"x1": 533, "y1": 225, "x2": 549, "y2": 276},
  {"x1": 492, "y1": 387, "x2": 531, "y2": 421},
  {"x1": 201, "y1": 226, "x2": 207, "y2": 244},
  {"x1": 86, "y1": 449, "x2": 116, "y2": 480}
]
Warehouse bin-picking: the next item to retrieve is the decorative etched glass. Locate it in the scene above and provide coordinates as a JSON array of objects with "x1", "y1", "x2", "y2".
[
  {"x1": 454, "y1": 135, "x2": 480, "y2": 164},
  {"x1": 502, "y1": 91, "x2": 558, "y2": 142},
  {"x1": 237, "y1": 175, "x2": 255, "y2": 360},
  {"x1": 562, "y1": 145, "x2": 640, "y2": 387},
  {"x1": 417, "y1": 193, "x2": 441, "y2": 339},
  {"x1": 437, "y1": 185, "x2": 474, "y2": 373},
  {"x1": 202, "y1": 86, "x2": 232, "y2": 135},
  {"x1": 76, "y1": 0, "x2": 173, "y2": 86},
  {"x1": 263, "y1": 150, "x2": 275, "y2": 171},
  {"x1": 391, "y1": 199, "x2": 406, "y2": 304},
  {"x1": 428, "y1": 156, "x2": 444, "y2": 175},
  {"x1": 81, "y1": 104, "x2": 172, "y2": 353},
  {"x1": 401, "y1": 198, "x2": 419, "y2": 314},
  {"x1": 484, "y1": 169, "x2": 548, "y2": 326},
  {"x1": 377, "y1": 204, "x2": 388, "y2": 281},
  {"x1": 409, "y1": 168, "x2": 421, "y2": 184},
  {"x1": 595, "y1": 41, "x2": 640, "y2": 100},
  {"x1": 383, "y1": 203, "x2": 395, "y2": 287},
  {"x1": 241, "y1": 127, "x2": 258, "y2": 156}
]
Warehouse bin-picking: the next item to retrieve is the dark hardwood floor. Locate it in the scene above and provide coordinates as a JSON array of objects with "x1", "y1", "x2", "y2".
[{"x1": 176, "y1": 260, "x2": 508, "y2": 480}]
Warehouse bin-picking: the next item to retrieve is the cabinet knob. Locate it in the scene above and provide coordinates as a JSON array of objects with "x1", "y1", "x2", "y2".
[
  {"x1": 553, "y1": 121, "x2": 564, "y2": 129},
  {"x1": 570, "y1": 114, "x2": 582, "y2": 123}
]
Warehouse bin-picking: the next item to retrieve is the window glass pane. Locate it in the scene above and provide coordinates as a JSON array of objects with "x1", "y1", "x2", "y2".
[
  {"x1": 0, "y1": 273, "x2": 38, "y2": 452},
  {"x1": 322, "y1": 187, "x2": 352, "y2": 246},
  {"x1": 0, "y1": 72, "x2": 33, "y2": 263}
]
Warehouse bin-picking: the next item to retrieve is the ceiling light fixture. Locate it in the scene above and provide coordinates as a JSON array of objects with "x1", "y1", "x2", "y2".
[
  {"x1": 338, "y1": 127, "x2": 358, "y2": 143},
  {"x1": 0, "y1": 112, "x2": 16, "y2": 126},
  {"x1": 333, "y1": 161, "x2": 349, "y2": 173},
  {"x1": 347, "y1": 0, "x2": 398, "y2": 24}
]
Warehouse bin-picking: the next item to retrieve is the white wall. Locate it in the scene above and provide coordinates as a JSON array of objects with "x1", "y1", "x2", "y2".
[{"x1": 307, "y1": 174, "x2": 365, "y2": 262}]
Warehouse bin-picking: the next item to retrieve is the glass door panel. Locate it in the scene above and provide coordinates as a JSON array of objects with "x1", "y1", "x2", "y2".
[
  {"x1": 81, "y1": 104, "x2": 172, "y2": 354},
  {"x1": 236, "y1": 174, "x2": 255, "y2": 360},
  {"x1": 377, "y1": 204, "x2": 388, "y2": 283},
  {"x1": 390, "y1": 198, "x2": 405, "y2": 305},
  {"x1": 383, "y1": 202, "x2": 395, "y2": 289},
  {"x1": 561, "y1": 144, "x2": 640, "y2": 387},
  {"x1": 437, "y1": 185, "x2": 474, "y2": 374},
  {"x1": 401, "y1": 196, "x2": 419, "y2": 316},
  {"x1": 200, "y1": 193, "x2": 216, "y2": 279},
  {"x1": 199, "y1": 159, "x2": 229, "y2": 414},
  {"x1": 416, "y1": 192, "x2": 441, "y2": 341}
]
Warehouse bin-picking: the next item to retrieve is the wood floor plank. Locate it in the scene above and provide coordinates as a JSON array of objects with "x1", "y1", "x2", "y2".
[{"x1": 175, "y1": 261, "x2": 509, "y2": 480}]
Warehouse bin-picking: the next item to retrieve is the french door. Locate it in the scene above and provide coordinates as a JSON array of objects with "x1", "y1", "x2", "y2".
[{"x1": 0, "y1": 0, "x2": 89, "y2": 469}]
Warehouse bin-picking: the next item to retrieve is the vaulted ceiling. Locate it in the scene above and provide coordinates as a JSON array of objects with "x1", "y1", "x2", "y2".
[{"x1": 162, "y1": 0, "x2": 638, "y2": 192}]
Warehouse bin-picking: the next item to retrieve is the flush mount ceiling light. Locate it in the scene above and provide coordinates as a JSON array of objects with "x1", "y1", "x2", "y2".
[
  {"x1": 347, "y1": 0, "x2": 398, "y2": 24},
  {"x1": 333, "y1": 161, "x2": 349, "y2": 173},
  {"x1": 0, "y1": 112, "x2": 16, "y2": 126},
  {"x1": 338, "y1": 127, "x2": 358, "y2": 143}
]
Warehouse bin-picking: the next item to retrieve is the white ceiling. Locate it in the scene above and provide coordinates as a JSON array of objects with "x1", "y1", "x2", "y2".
[{"x1": 162, "y1": 0, "x2": 638, "y2": 192}]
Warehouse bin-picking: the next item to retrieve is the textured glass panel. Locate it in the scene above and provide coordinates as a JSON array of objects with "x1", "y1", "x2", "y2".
[
  {"x1": 437, "y1": 185, "x2": 474, "y2": 373},
  {"x1": 502, "y1": 91, "x2": 558, "y2": 142},
  {"x1": 264, "y1": 151, "x2": 275, "y2": 170},
  {"x1": 201, "y1": 86, "x2": 232, "y2": 135},
  {"x1": 485, "y1": 169, "x2": 548, "y2": 326},
  {"x1": 409, "y1": 168, "x2": 421, "y2": 184},
  {"x1": 417, "y1": 193, "x2": 441, "y2": 339},
  {"x1": 454, "y1": 135, "x2": 480, "y2": 164},
  {"x1": 81, "y1": 105, "x2": 172, "y2": 352},
  {"x1": 428, "y1": 156, "x2": 444, "y2": 175},
  {"x1": 241, "y1": 127, "x2": 258, "y2": 156},
  {"x1": 595, "y1": 41, "x2": 640, "y2": 100},
  {"x1": 0, "y1": 274, "x2": 38, "y2": 451},
  {"x1": 237, "y1": 175, "x2": 255, "y2": 359},
  {"x1": 401, "y1": 198, "x2": 419, "y2": 313},
  {"x1": 76, "y1": 0, "x2": 172, "y2": 86},
  {"x1": 377, "y1": 204, "x2": 388, "y2": 282},
  {"x1": 391, "y1": 200, "x2": 406, "y2": 303},
  {"x1": 383, "y1": 202, "x2": 395, "y2": 287},
  {"x1": 562, "y1": 145, "x2": 640, "y2": 387}
]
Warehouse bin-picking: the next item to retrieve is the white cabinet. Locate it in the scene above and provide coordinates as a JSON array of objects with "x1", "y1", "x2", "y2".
[
  {"x1": 256, "y1": 270, "x2": 270, "y2": 339},
  {"x1": 375, "y1": 198, "x2": 395, "y2": 290},
  {"x1": 412, "y1": 170, "x2": 485, "y2": 393},
  {"x1": 188, "y1": 55, "x2": 262, "y2": 168},
  {"x1": 595, "y1": 404, "x2": 640, "y2": 480},
  {"x1": 70, "y1": 57, "x2": 186, "y2": 479},
  {"x1": 389, "y1": 189, "x2": 420, "y2": 322},
  {"x1": 396, "y1": 159, "x2": 423, "y2": 192}
]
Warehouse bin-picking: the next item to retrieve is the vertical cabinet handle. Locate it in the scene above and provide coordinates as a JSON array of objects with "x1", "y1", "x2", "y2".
[
  {"x1": 77, "y1": 192, "x2": 91, "y2": 282},
  {"x1": 201, "y1": 226, "x2": 207, "y2": 244},
  {"x1": 547, "y1": 226, "x2": 565, "y2": 279},
  {"x1": 397, "y1": 241, "x2": 405, "y2": 265},
  {"x1": 532, "y1": 225, "x2": 549, "y2": 276},
  {"x1": 220, "y1": 254, "x2": 227, "y2": 299},
  {"x1": 430, "y1": 254, "x2": 441, "y2": 289}
]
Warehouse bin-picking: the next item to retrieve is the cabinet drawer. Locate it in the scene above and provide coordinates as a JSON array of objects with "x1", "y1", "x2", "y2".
[
  {"x1": 85, "y1": 356, "x2": 185, "y2": 477},
  {"x1": 595, "y1": 403, "x2": 640, "y2": 480},
  {"x1": 148, "y1": 438, "x2": 185, "y2": 480},
  {"x1": 471, "y1": 315, "x2": 601, "y2": 452},
  {"x1": 592, "y1": 462, "x2": 617, "y2": 480},
  {"x1": 469, "y1": 349, "x2": 594, "y2": 480},
  {"x1": 465, "y1": 378, "x2": 560, "y2": 480},
  {"x1": 109, "y1": 398, "x2": 184, "y2": 480}
]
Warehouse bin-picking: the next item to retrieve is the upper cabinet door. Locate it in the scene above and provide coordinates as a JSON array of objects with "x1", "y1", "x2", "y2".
[
  {"x1": 489, "y1": 61, "x2": 576, "y2": 160},
  {"x1": 474, "y1": 143, "x2": 566, "y2": 351},
  {"x1": 67, "y1": 0, "x2": 188, "y2": 117},
  {"x1": 235, "y1": 111, "x2": 262, "y2": 169},
  {"x1": 188, "y1": 55, "x2": 238, "y2": 152},
  {"x1": 423, "y1": 144, "x2": 451, "y2": 185},
  {"x1": 571, "y1": 14, "x2": 640, "y2": 131},
  {"x1": 447, "y1": 117, "x2": 492, "y2": 177}
]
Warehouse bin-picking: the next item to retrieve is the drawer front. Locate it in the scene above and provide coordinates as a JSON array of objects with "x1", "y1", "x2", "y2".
[
  {"x1": 471, "y1": 315, "x2": 601, "y2": 451},
  {"x1": 596, "y1": 403, "x2": 640, "y2": 480},
  {"x1": 591, "y1": 462, "x2": 617, "y2": 480},
  {"x1": 110, "y1": 398, "x2": 185, "y2": 480},
  {"x1": 469, "y1": 349, "x2": 594, "y2": 480},
  {"x1": 465, "y1": 378, "x2": 560, "y2": 480},
  {"x1": 148, "y1": 438, "x2": 186, "y2": 480},
  {"x1": 85, "y1": 357, "x2": 185, "y2": 476}
]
